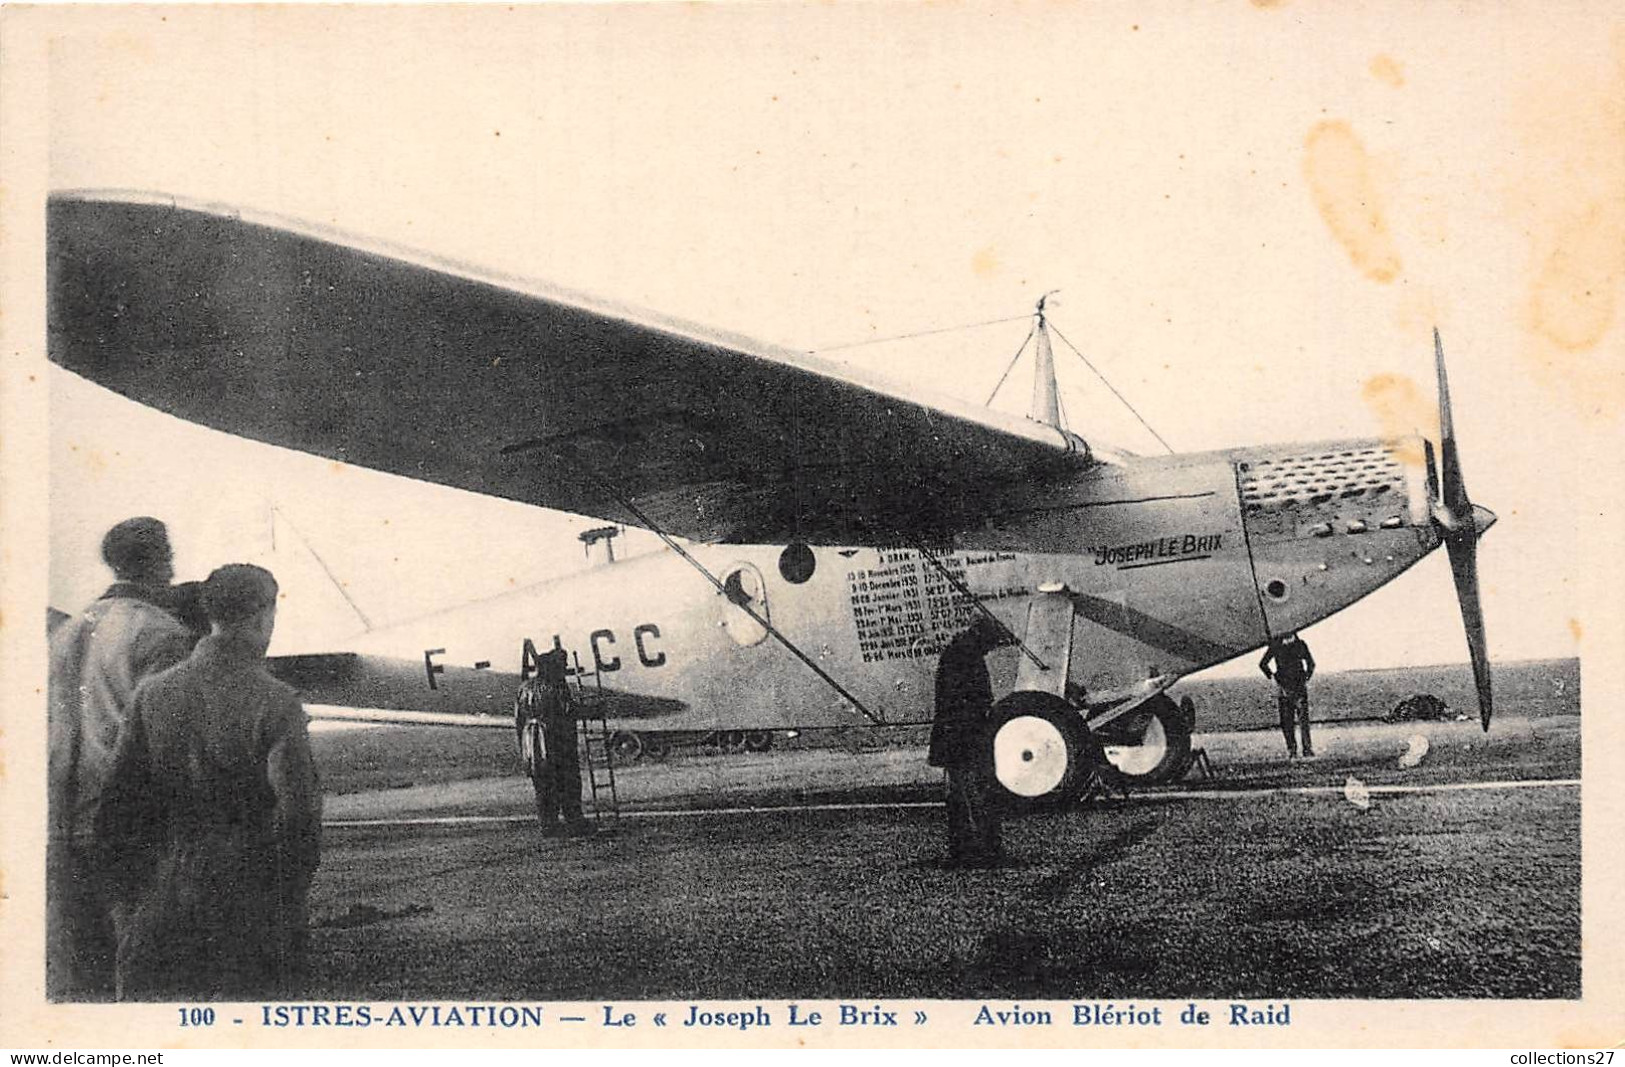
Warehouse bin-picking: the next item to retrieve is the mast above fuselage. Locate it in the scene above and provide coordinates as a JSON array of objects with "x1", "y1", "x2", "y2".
[{"x1": 1030, "y1": 292, "x2": 1062, "y2": 428}]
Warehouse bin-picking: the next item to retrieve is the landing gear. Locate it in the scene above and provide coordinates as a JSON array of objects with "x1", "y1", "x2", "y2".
[
  {"x1": 1094, "y1": 693, "x2": 1196, "y2": 788},
  {"x1": 601, "y1": 729, "x2": 770, "y2": 762},
  {"x1": 694, "y1": 730, "x2": 747, "y2": 753},
  {"x1": 983, "y1": 691, "x2": 1103, "y2": 814},
  {"x1": 607, "y1": 730, "x2": 644, "y2": 763},
  {"x1": 979, "y1": 689, "x2": 1197, "y2": 811}
]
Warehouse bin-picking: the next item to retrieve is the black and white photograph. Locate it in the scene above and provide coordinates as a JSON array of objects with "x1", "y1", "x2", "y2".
[{"x1": 2, "y1": 1, "x2": 1619, "y2": 1050}]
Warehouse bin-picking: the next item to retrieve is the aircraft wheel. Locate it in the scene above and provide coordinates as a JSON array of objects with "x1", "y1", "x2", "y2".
[
  {"x1": 608, "y1": 730, "x2": 644, "y2": 764},
  {"x1": 1095, "y1": 693, "x2": 1195, "y2": 788},
  {"x1": 743, "y1": 730, "x2": 774, "y2": 753},
  {"x1": 718, "y1": 730, "x2": 748, "y2": 753},
  {"x1": 983, "y1": 691, "x2": 1101, "y2": 815}
]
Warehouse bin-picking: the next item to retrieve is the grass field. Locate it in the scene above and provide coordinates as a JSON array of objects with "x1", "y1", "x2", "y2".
[
  {"x1": 304, "y1": 659, "x2": 1582, "y2": 1001},
  {"x1": 310, "y1": 773, "x2": 1579, "y2": 999},
  {"x1": 1179, "y1": 657, "x2": 1578, "y2": 731}
]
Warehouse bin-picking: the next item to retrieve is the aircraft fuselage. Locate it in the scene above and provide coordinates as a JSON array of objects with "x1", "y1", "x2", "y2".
[{"x1": 314, "y1": 434, "x2": 1441, "y2": 732}]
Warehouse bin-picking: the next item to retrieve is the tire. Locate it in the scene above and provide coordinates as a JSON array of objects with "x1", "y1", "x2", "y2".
[
  {"x1": 718, "y1": 730, "x2": 748, "y2": 754},
  {"x1": 982, "y1": 691, "x2": 1101, "y2": 815},
  {"x1": 743, "y1": 730, "x2": 774, "y2": 753},
  {"x1": 1094, "y1": 692, "x2": 1195, "y2": 788},
  {"x1": 608, "y1": 730, "x2": 645, "y2": 764}
]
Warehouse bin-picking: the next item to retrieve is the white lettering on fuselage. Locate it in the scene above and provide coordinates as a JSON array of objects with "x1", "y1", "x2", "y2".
[{"x1": 847, "y1": 550, "x2": 1015, "y2": 663}]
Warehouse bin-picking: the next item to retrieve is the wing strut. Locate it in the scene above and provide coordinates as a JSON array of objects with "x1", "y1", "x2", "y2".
[
  {"x1": 572, "y1": 458, "x2": 886, "y2": 726},
  {"x1": 907, "y1": 537, "x2": 1050, "y2": 673}
]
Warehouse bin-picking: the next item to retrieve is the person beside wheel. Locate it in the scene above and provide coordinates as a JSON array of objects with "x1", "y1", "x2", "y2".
[{"x1": 928, "y1": 617, "x2": 1014, "y2": 868}]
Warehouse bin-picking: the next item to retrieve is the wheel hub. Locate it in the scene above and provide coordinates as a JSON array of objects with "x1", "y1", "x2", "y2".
[
  {"x1": 992, "y1": 714, "x2": 1070, "y2": 798},
  {"x1": 1102, "y1": 713, "x2": 1169, "y2": 777}
]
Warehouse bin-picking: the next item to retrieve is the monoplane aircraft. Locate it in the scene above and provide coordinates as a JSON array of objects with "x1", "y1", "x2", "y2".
[{"x1": 47, "y1": 190, "x2": 1496, "y2": 809}]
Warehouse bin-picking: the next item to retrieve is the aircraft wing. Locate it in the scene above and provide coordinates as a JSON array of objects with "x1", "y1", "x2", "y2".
[{"x1": 49, "y1": 191, "x2": 1092, "y2": 545}]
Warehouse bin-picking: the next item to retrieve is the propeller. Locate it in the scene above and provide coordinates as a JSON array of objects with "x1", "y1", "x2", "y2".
[{"x1": 1431, "y1": 329, "x2": 1497, "y2": 730}]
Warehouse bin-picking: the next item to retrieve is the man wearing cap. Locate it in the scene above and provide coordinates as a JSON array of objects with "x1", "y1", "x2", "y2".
[
  {"x1": 47, "y1": 517, "x2": 194, "y2": 1000},
  {"x1": 97, "y1": 564, "x2": 321, "y2": 1000}
]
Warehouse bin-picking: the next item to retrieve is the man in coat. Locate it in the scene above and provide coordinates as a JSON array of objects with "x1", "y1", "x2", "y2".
[
  {"x1": 47, "y1": 517, "x2": 194, "y2": 1000},
  {"x1": 97, "y1": 564, "x2": 322, "y2": 1000},
  {"x1": 516, "y1": 646, "x2": 591, "y2": 837},
  {"x1": 1260, "y1": 632, "x2": 1317, "y2": 758},
  {"x1": 928, "y1": 617, "x2": 1010, "y2": 867}
]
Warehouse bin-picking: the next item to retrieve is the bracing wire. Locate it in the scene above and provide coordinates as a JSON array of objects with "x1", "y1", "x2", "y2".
[
  {"x1": 983, "y1": 324, "x2": 1037, "y2": 408},
  {"x1": 1049, "y1": 323, "x2": 1175, "y2": 454},
  {"x1": 271, "y1": 506, "x2": 374, "y2": 631},
  {"x1": 570, "y1": 456, "x2": 885, "y2": 726},
  {"x1": 813, "y1": 313, "x2": 1031, "y2": 354}
]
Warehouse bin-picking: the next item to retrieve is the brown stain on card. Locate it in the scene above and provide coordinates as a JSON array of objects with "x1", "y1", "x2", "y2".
[
  {"x1": 1510, "y1": 30, "x2": 1625, "y2": 418},
  {"x1": 1303, "y1": 121, "x2": 1402, "y2": 284},
  {"x1": 1360, "y1": 373, "x2": 1432, "y2": 464},
  {"x1": 1528, "y1": 200, "x2": 1624, "y2": 354},
  {"x1": 971, "y1": 246, "x2": 1000, "y2": 278},
  {"x1": 1369, "y1": 55, "x2": 1406, "y2": 88},
  {"x1": 1567, "y1": 617, "x2": 1583, "y2": 644}
]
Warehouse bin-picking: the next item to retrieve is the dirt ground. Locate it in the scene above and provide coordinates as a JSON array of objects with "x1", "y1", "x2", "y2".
[{"x1": 306, "y1": 712, "x2": 1580, "y2": 1000}]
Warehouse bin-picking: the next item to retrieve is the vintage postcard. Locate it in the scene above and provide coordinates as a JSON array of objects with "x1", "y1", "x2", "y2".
[{"x1": 2, "y1": 2, "x2": 1621, "y2": 1051}]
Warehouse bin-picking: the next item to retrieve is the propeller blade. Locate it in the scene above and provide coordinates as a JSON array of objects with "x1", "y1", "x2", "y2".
[
  {"x1": 1434, "y1": 329, "x2": 1493, "y2": 730},
  {"x1": 1435, "y1": 328, "x2": 1470, "y2": 515},
  {"x1": 1446, "y1": 531, "x2": 1493, "y2": 730}
]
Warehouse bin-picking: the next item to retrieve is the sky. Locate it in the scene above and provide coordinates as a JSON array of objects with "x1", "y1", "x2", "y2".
[{"x1": 31, "y1": 3, "x2": 1622, "y2": 673}]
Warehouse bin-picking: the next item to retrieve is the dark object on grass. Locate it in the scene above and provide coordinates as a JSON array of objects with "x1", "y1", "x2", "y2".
[{"x1": 1389, "y1": 694, "x2": 1451, "y2": 722}]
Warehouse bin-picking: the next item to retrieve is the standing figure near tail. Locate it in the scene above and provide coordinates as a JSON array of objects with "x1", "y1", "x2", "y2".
[{"x1": 516, "y1": 648, "x2": 592, "y2": 838}]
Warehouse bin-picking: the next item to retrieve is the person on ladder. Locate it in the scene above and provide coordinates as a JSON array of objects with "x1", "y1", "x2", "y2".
[{"x1": 516, "y1": 647, "x2": 593, "y2": 838}]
